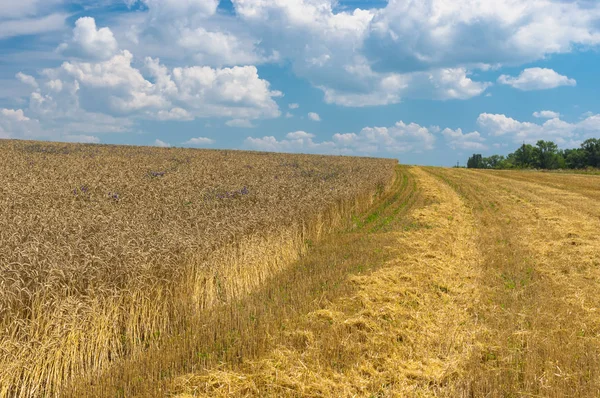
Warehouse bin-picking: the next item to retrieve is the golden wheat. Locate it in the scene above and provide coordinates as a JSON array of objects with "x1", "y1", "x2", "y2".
[{"x1": 0, "y1": 139, "x2": 397, "y2": 397}]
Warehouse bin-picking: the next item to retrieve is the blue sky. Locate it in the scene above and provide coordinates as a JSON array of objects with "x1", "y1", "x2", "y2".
[{"x1": 1, "y1": 0, "x2": 599, "y2": 166}]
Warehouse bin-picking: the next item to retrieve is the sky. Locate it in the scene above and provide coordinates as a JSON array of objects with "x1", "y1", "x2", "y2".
[{"x1": 0, "y1": 0, "x2": 599, "y2": 166}]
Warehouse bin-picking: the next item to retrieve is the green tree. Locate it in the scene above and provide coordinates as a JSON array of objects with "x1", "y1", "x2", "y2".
[
  {"x1": 467, "y1": 154, "x2": 485, "y2": 169},
  {"x1": 533, "y1": 140, "x2": 560, "y2": 169},
  {"x1": 581, "y1": 138, "x2": 600, "y2": 168},
  {"x1": 483, "y1": 154, "x2": 505, "y2": 169},
  {"x1": 512, "y1": 143, "x2": 535, "y2": 168},
  {"x1": 563, "y1": 148, "x2": 587, "y2": 169}
]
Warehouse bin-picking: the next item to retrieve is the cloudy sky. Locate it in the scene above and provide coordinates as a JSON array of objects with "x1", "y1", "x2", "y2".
[{"x1": 1, "y1": 0, "x2": 599, "y2": 165}]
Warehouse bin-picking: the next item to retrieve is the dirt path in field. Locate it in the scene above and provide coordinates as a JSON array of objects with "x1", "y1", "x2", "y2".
[
  {"x1": 427, "y1": 168, "x2": 600, "y2": 396},
  {"x1": 171, "y1": 167, "x2": 484, "y2": 397}
]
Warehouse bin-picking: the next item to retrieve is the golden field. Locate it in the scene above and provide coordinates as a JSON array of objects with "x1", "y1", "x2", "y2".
[
  {"x1": 168, "y1": 167, "x2": 600, "y2": 398},
  {"x1": 2, "y1": 140, "x2": 600, "y2": 397},
  {"x1": 0, "y1": 140, "x2": 396, "y2": 396}
]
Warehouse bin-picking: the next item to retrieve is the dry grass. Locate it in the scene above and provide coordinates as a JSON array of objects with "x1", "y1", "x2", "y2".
[
  {"x1": 169, "y1": 167, "x2": 600, "y2": 398},
  {"x1": 0, "y1": 139, "x2": 397, "y2": 397},
  {"x1": 427, "y1": 168, "x2": 600, "y2": 396},
  {"x1": 170, "y1": 167, "x2": 484, "y2": 397}
]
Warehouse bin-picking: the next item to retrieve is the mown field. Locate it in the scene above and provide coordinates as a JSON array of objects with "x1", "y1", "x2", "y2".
[
  {"x1": 3, "y1": 141, "x2": 600, "y2": 397},
  {"x1": 0, "y1": 140, "x2": 397, "y2": 397},
  {"x1": 165, "y1": 167, "x2": 600, "y2": 397}
]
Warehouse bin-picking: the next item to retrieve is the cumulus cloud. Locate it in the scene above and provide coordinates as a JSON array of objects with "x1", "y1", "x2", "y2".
[
  {"x1": 121, "y1": 0, "x2": 500, "y2": 106},
  {"x1": 101, "y1": 0, "x2": 600, "y2": 108},
  {"x1": 441, "y1": 128, "x2": 487, "y2": 150},
  {"x1": 176, "y1": 26, "x2": 279, "y2": 66},
  {"x1": 288, "y1": 103, "x2": 299, "y2": 109},
  {"x1": 498, "y1": 68, "x2": 576, "y2": 91},
  {"x1": 183, "y1": 136, "x2": 215, "y2": 145},
  {"x1": 228, "y1": 0, "x2": 599, "y2": 105},
  {"x1": 365, "y1": 0, "x2": 600, "y2": 73},
  {"x1": 245, "y1": 131, "x2": 336, "y2": 154},
  {"x1": 0, "y1": 108, "x2": 41, "y2": 138},
  {"x1": 59, "y1": 17, "x2": 119, "y2": 60},
  {"x1": 63, "y1": 134, "x2": 101, "y2": 143},
  {"x1": 0, "y1": 13, "x2": 66, "y2": 39},
  {"x1": 154, "y1": 138, "x2": 170, "y2": 147},
  {"x1": 245, "y1": 120, "x2": 437, "y2": 155},
  {"x1": 308, "y1": 112, "x2": 321, "y2": 121},
  {"x1": 226, "y1": 119, "x2": 255, "y2": 128},
  {"x1": 136, "y1": 0, "x2": 220, "y2": 19},
  {"x1": 16, "y1": 72, "x2": 38, "y2": 88},
  {"x1": 320, "y1": 66, "x2": 491, "y2": 106},
  {"x1": 533, "y1": 110, "x2": 561, "y2": 119},
  {"x1": 11, "y1": 50, "x2": 281, "y2": 139},
  {"x1": 477, "y1": 112, "x2": 600, "y2": 145}
]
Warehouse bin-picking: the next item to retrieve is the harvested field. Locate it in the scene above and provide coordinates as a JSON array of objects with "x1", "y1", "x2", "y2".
[
  {"x1": 0, "y1": 140, "x2": 396, "y2": 396},
  {"x1": 169, "y1": 167, "x2": 600, "y2": 398}
]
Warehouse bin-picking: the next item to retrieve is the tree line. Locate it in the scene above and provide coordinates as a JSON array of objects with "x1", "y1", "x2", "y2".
[{"x1": 466, "y1": 138, "x2": 600, "y2": 170}]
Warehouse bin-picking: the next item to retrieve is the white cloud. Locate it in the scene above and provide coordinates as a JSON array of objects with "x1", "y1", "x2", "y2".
[
  {"x1": 156, "y1": 107, "x2": 193, "y2": 121},
  {"x1": 0, "y1": 0, "x2": 65, "y2": 20},
  {"x1": 245, "y1": 120, "x2": 437, "y2": 155},
  {"x1": 308, "y1": 112, "x2": 321, "y2": 121},
  {"x1": 137, "y1": 0, "x2": 220, "y2": 19},
  {"x1": 288, "y1": 103, "x2": 299, "y2": 109},
  {"x1": 0, "y1": 13, "x2": 66, "y2": 39},
  {"x1": 59, "y1": 17, "x2": 118, "y2": 60},
  {"x1": 365, "y1": 1, "x2": 600, "y2": 72},
  {"x1": 245, "y1": 131, "x2": 337, "y2": 154},
  {"x1": 320, "y1": 66, "x2": 490, "y2": 106},
  {"x1": 498, "y1": 68, "x2": 576, "y2": 91},
  {"x1": 226, "y1": 119, "x2": 255, "y2": 128},
  {"x1": 63, "y1": 134, "x2": 101, "y2": 143},
  {"x1": 228, "y1": 0, "x2": 599, "y2": 105},
  {"x1": 1, "y1": 108, "x2": 30, "y2": 122},
  {"x1": 154, "y1": 138, "x2": 170, "y2": 147},
  {"x1": 0, "y1": 108, "x2": 41, "y2": 138},
  {"x1": 533, "y1": 110, "x2": 561, "y2": 119},
  {"x1": 477, "y1": 112, "x2": 600, "y2": 145},
  {"x1": 16, "y1": 72, "x2": 38, "y2": 88},
  {"x1": 10, "y1": 50, "x2": 281, "y2": 139},
  {"x1": 578, "y1": 114, "x2": 600, "y2": 132},
  {"x1": 441, "y1": 128, "x2": 487, "y2": 150},
  {"x1": 121, "y1": 0, "x2": 497, "y2": 106},
  {"x1": 176, "y1": 26, "x2": 279, "y2": 67},
  {"x1": 183, "y1": 136, "x2": 215, "y2": 145},
  {"x1": 285, "y1": 112, "x2": 293, "y2": 118}
]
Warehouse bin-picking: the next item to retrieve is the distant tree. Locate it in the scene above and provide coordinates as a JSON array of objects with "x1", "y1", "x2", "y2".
[
  {"x1": 464, "y1": 138, "x2": 600, "y2": 171},
  {"x1": 533, "y1": 140, "x2": 560, "y2": 169},
  {"x1": 563, "y1": 148, "x2": 587, "y2": 169},
  {"x1": 483, "y1": 154, "x2": 505, "y2": 169},
  {"x1": 467, "y1": 154, "x2": 485, "y2": 169},
  {"x1": 581, "y1": 138, "x2": 600, "y2": 168},
  {"x1": 512, "y1": 143, "x2": 535, "y2": 168}
]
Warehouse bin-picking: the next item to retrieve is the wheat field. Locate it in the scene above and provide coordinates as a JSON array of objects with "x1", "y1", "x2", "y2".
[
  {"x1": 0, "y1": 140, "x2": 397, "y2": 397},
  {"x1": 3, "y1": 140, "x2": 600, "y2": 397}
]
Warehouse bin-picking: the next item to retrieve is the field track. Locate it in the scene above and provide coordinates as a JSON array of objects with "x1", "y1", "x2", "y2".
[
  {"x1": 168, "y1": 166, "x2": 600, "y2": 397},
  {"x1": 428, "y1": 167, "x2": 600, "y2": 396}
]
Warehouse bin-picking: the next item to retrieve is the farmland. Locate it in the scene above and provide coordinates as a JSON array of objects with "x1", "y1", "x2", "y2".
[
  {"x1": 165, "y1": 167, "x2": 600, "y2": 397},
  {"x1": 2, "y1": 140, "x2": 600, "y2": 397},
  {"x1": 0, "y1": 140, "x2": 396, "y2": 396},
  {"x1": 164, "y1": 167, "x2": 600, "y2": 398}
]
